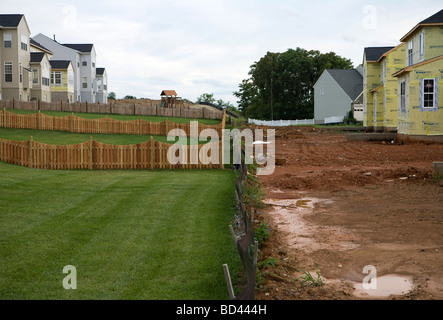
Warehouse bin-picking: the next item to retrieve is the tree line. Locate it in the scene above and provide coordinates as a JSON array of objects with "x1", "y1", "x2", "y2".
[{"x1": 233, "y1": 47, "x2": 354, "y2": 120}]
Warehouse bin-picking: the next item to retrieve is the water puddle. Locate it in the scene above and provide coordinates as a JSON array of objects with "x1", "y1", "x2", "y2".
[
  {"x1": 353, "y1": 274, "x2": 413, "y2": 298},
  {"x1": 264, "y1": 197, "x2": 359, "y2": 252}
]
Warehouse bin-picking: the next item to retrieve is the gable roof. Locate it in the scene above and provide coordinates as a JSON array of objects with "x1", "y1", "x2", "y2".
[
  {"x1": 62, "y1": 43, "x2": 94, "y2": 53},
  {"x1": 0, "y1": 14, "x2": 24, "y2": 28},
  {"x1": 30, "y1": 38, "x2": 53, "y2": 54},
  {"x1": 50, "y1": 60, "x2": 72, "y2": 70},
  {"x1": 161, "y1": 90, "x2": 177, "y2": 96},
  {"x1": 30, "y1": 52, "x2": 46, "y2": 63},
  {"x1": 393, "y1": 55, "x2": 443, "y2": 77},
  {"x1": 326, "y1": 69, "x2": 363, "y2": 101},
  {"x1": 96, "y1": 68, "x2": 105, "y2": 75},
  {"x1": 364, "y1": 47, "x2": 396, "y2": 62},
  {"x1": 400, "y1": 9, "x2": 443, "y2": 42}
]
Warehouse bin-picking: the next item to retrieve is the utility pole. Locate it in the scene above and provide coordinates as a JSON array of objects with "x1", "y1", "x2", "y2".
[{"x1": 270, "y1": 76, "x2": 273, "y2": 121}]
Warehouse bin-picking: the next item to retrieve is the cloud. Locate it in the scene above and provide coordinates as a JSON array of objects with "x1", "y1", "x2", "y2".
[{"x1": 2, "y1": 0, "x2": 442, "y2": 105}]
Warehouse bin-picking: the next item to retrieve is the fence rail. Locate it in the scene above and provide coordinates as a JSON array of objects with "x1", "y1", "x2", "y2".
[
  {"x1": 0, "y1": 136, "x2": 223, "y2": 170},
  {"x1": 0, "y1": 109, "x2": 224, "y2": 138},
  {"x1": 248, "y1": 118, "x2": 315, "y2": 126},
  {"x1": 0, "y1": 99, "x2": 224, "y2": 120}
]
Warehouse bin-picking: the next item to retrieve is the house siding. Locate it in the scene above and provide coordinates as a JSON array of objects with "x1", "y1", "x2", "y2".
[
  {"x1": 314, "y1": 71, "x2": 352, "y2": 123},
  {"x1": 397, "y1": 59, "x2": 443, "y2": 137}
]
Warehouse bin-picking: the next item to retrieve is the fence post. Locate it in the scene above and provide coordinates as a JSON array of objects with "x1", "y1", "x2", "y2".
[
  {"x1": 150, "y1": 136, "x2": 154, "y2": 170},
  {"x1": 28, "y1": 136, "x2": 33, "y2": 168},
  {"x1": 223, "y1": 264, "x2": 236, "y2": 300},
  {"x1": 89, "y1": 136, "x2": 93, "y2": 170}
]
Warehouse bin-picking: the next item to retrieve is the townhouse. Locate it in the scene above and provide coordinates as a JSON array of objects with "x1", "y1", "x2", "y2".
[
  {"x1": 96, "y1": 67, "x2": 108, "y2": 104},
  {"x1": 0, "y1": 14, "x2": 32, "y2": 101},
  {"x1": 362, "y1": 9, "x2": 443, "y2": 141},
  {"x1": 0, "y1": 14, "x2": 108, "y2": 104},
  {"x1": 32, "y1": 33, "x2": 97, "y2": 103},
  {"x1": 393, "y1": 9, "x2": 443, "y2": 142},
  {"x1": 29, "y1": 39, "x2": 52, "y2": 102},
  {"x1": 49, "y1": 60, "x2": 75, "y2": 103}
]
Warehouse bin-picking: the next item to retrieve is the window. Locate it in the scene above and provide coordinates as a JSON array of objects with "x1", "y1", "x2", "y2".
[
  {"x1": 320, "y1": 87, "x2": 325, "y2": 95},
  {"x1": 423, "y1": 79, "x2": 435, "y2": 108},
  {"x1": 21, "y1": 35, "x2": 28, "y2": 51},
  {"x1": 42, "y1": 77, "x2": 50, "y2": 86},
  {"x1": 92, "y1": 62, "x2": 95, "y2": 68},
  {"x1": 400, "y1": 82, "x2": 406, "y2": 112},
  {"x1": 407, "y1": 41, "x2": 413, "y2": 66},
  {"x1": 51, "y1": 71, "x2": 63, "y2": 85},
  {"x1": 4, "y1": 33, "x2": 12, "y2": 48},
  {"x1": 82, "y1": 77, "x2": 88, "y2": 88},
  {"x1": 32, "y1": 69, "x2": 39, "y2": 84},
  {"x1": 82, "y1": 61, "x2": 87, "y2": 67},
  {"x1": 4, "y1": 62, "x2": 12, "y2": 82},
  {"x1": 419, "y1": 32, "x2": 425, "y2": 58},
  {"x1": 20, "y1": 63, "x2": 22, "y2": 83}
]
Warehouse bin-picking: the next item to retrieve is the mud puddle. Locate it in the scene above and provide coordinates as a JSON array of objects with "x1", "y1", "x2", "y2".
[
  {"x1": 264, "y1": 197, "x2": 359, "y2": 252},
  {"x1": 352, "y1": 274, "x2": 413, "y2": 298}
]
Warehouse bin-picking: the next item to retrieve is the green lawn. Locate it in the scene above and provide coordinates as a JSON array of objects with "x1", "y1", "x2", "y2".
[
  {"x1": 0, "y1": 163, "x2": 242, "y2": 299},
  {"x1": 7, "y1": 109, "x2": 221, "y2": 125},
  {"x1": 0, "y1": 127, "x2": 212, "y2": 145}
]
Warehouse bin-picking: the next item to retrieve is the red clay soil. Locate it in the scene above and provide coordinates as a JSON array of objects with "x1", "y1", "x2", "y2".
[{"x1": 252, "y1": 126, "x2": 443, "y2": 300}]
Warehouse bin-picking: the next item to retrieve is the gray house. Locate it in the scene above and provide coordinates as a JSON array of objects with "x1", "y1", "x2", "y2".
[
  {"x1": 314, "y1": 66, "x2": 364, "y2": 124},
  {"x1": 32, "y1": 33, "x2": 98, "y2": 103}
]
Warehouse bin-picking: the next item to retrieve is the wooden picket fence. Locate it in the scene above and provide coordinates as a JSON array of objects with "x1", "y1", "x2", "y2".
[
  {"x1": 0, "y1": 99, "x2": 224, "y2": 120},
  {"x1": 0, "y1": 109, "x2": 224, "y2": 138},
  {"x1": 0, "y1": 136, "x2": 223, "y2": 170}
]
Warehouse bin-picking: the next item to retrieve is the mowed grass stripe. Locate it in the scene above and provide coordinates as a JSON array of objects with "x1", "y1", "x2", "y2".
[{"x1": 0, "y1": 163, "x2": 241, "y2": 299}]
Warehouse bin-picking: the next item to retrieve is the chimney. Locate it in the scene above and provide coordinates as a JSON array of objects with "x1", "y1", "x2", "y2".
[{"x1": 53, "y1": 34, "x2": 56, "y2": 42}]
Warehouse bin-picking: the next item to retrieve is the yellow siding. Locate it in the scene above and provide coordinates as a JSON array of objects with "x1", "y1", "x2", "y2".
[
  {"x1": 382, "y1": 44, "x2": 406, "y2": 129},
  {"x1": 50, "y1": 70, "x2": 74, "y2": 93},
  {"x1": 363, "y1": 57, "x2": 381, "y2": 128},
  {"x1": 397, "y1": 58, "x2": 443, "y2": 135}
]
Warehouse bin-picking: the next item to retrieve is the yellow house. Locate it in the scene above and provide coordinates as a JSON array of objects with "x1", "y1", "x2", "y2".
[
  {"x1": 371, "y1": 44, "x2": 406, "y2": 132},
  {"x1": 50, "y1": 60, "x2": 75, "y2": 103},
  {"x1": 362, "y1": 46, "x2": 395, "y2": 131},
  {"x1": 393, "y1": 9, "x2": 443, "y2": 143}
]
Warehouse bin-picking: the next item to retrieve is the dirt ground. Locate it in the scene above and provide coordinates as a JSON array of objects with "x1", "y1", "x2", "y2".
[{"x1": 252, "y1": 125, "x2": 443, "y2": 300}]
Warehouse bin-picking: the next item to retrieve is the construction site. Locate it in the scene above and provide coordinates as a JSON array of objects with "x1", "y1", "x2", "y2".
[{"x1": 251, "y1": 125, "x2": 442, "y2": 300}]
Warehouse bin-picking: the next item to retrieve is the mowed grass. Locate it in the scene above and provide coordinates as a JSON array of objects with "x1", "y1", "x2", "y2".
[
  {"x1": 0, "y1": 163, "x2": 242, "y2": 299},
  {"x1": 7, "y1": 109, "x2": 222, "y2": 125},
  {"x1": 0, "y1": 127, "x2": 211, "y2": 145}
]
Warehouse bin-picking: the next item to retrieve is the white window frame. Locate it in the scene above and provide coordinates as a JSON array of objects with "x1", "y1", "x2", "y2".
[
  {"x1": 21, "y1": 34, "x2": 28, "y2": 51},
  {"x1": 51, "y1": 71, "x2": 63, "y2": 85},
  {"x1": 407, "y1": 40, "x2": 413, "y2": 66},
  {"x1": 4, "y1": 62, "x2": 12, "y2": 82},
  {"x1": 82, "y1": 77, "x2": 88, "y2": 89},
  {"x1": 400, "y1": 81, "x2": 406, "y2": 113},
  {"x1": 4, "y1": 32, "x2": 12, "y2": 48},
  {"x1": 32, "y1": 69, "x2": 39, "y2": 84},
  {"x1": 422, "y1": 78, "x2": 435, "y2": 109},
  {"x1": 419, "y1": 32, "x2": 425, "y2": 58}
]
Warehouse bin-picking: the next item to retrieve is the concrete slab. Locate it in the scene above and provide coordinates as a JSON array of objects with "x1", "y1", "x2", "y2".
[
  {"x1": 434, "y1": 162, "x2": 443, "y2": 176},
  {"x1": 345, "y1": 133, "x2": 397, "y2": 142}
]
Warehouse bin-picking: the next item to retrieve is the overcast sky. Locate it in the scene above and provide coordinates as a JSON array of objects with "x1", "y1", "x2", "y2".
[{"x1": 1, "y1": 1, "x2": 442, "y2": 106}]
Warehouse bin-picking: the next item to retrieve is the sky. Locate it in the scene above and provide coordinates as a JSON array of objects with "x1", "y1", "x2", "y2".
[{"x1": 1, "y1": 0, "x2": 442, "y2": 106}]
